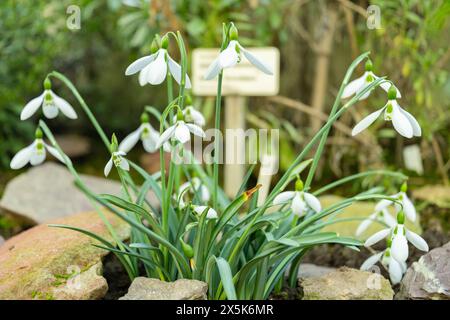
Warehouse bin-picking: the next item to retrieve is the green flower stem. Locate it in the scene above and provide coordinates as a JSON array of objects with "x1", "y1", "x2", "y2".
[{"x1": 213, "y1": 72, "x2": 223, "y2": 209}]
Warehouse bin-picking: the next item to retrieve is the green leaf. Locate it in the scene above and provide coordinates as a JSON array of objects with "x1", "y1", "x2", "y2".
[{"x1": 215, "y1": 257, "x2": 237, "y2": 300}]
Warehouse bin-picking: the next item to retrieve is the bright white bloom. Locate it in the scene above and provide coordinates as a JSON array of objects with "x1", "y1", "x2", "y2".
[
  {"x1": 104, "y1": 151, "x2": 129, "y2": 177},
  {"x1": 193, "y1": 205, "x2": 218, "y2": 219},
  {"x1": 204, "y1": 39, "x2": 273, "y2": 80},
  {"x1": 125, "y1": 37, "x2": 192, "y2": 88},
  {"x1": 352, "y1": 86, "x2": 421, "y2": 139},
  {"x1": 360, "y1": 248, "x2": 407, "y2": 285},
  {"x1": 155, "y1": 120, "x2": 205, "y2": 149},
  {"x1": 10, "y1": 138, "x2": 65, "y2": 169},
  {"x1": 119, "y1": 114, "x2": 160, "y2": 153},
  {"x1": 178, "y1": 177, "x2": 210, "y2": 206},
  {"x1": 174, "y1": 106, "x2": 205, "y2": 127},
  {"x1": 356, "y1": 208, "x2": 396, "y2": 237},
  {"x1": 273, "y1": 180, "x2": 321, "y2": 217},
  {"x1": 342, "y1": 60, "x2": 401, "y2": 101},
  {"x1": 21, "y1": 79, "x2": 77, "y2": 120},
  {"x1": 375, "y1": 189, "x2": 417, "y2": 222}
]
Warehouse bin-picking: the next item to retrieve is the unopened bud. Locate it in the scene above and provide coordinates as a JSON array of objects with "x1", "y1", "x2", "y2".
[
  {"x1": 150, "y1": 38, "x2": 159, "y2": 54},
  {"x1": 161, "y1": 35, "x2": 169, "y2": 49}
]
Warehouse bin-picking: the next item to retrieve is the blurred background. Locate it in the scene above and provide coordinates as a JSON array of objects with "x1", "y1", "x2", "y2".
[{"x1": 0, "y1": 0, "x2": 449, "y2": 196}]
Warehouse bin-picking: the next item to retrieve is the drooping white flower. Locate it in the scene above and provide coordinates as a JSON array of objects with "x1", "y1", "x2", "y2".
[
  {"x1": 119, "y1": 113, "x2": 160, "y2": 153},
  {"x1": 21, "y1": 78, "x2": 77, "y2": 121},
  {"x1": 174, "y1": 106, "x2": 206, "y2": 127},
  {"x1": 374, "y1": 183, "x2": 417, "y2": 222},
  {"x1": 273, "y1": 179, "x2": 321, "y2": 217},
  {"x1": 177, "y1": 177, "x2": 210, "y2": 207},
  {"x1": 342, "y1": 60, "x2": 401, "y2": 100},
  {"x1": 356, "y1": 208, "x2": 396, "y2": 237},
  {"x1": 352, "y1": 86, "x2": 421, "y2": 139},
  {"x1": 125, "y1": 36, "x2": 192, "y2": 88},
  {"x1": 204, "y1": 25, "x2": 273, "y2": 80},
  {"x1": 360, "y1": 247, "x2": 407, "y2": 285},
  {"x1": 104, "y1": 151, "x2": 129, "y2": 177},
  {"x1": 364, "y1": 211, "x2": 428, "y2": 263},
  {"x1": 155, "y1": 116, "x2": 205, "y2": 149},
  {"x1": 193, "y1": 205, "x2": 218, "y2": 219},
  {"x1": 10, "y1": 134, "x2": 65, "y2": 170}
]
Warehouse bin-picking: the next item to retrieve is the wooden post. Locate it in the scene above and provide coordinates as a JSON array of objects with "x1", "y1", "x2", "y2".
[{"x1": 224, "y1": 96, "x2": 246, "y2": 197}]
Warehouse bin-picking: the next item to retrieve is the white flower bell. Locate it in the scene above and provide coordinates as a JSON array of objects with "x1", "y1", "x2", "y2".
[
  {"x1": 119, "y1": 113, "x2": 160, "y2": 153},
  {"x1": 356, "y1": 208, "x2": 396, "y2": 237},
  {"x1": 374, "y1": 183, "x2": 417, "y2": 222},
  {"x1": 352, "y1": 86, "x2": 421, "y2": 139},
  {"x1": 204, "y1": 25, "x2": 273, "y2": 80},
  {"x1": 193, "y1": 205, "x2": 218, "y2": 219},
  {"x1": 10, "y1": 128, "x2": 66, "y2": 169},
  {"x1": 179, "y1": 177, "x2": 210, "y2": 205},
  {"x1": 173, "y1": 97, "x2": 205, "y2": 127},
  {"x1": 20, "y1": 78, "x2": 77, "y2": 120},
  {"x1": 155, "y1": 110, "x2": 205, "y2": 149},
  {"x1": 273, "y1": 179, "x2": 321, "y2": 217},
  {"x1": 342, "y1": 60, "x2": 401, "y2": 100},
  {"x1": 104, "y1": 135, "x2": 130, "y2": 177},
  {"x1": 125, "y1": 36, "x2": 192, "y2": 88}
]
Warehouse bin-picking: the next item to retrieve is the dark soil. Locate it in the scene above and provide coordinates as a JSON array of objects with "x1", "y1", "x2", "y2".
[{"x1": 102, "y1": 253, "x2": 132, "y2": 300}]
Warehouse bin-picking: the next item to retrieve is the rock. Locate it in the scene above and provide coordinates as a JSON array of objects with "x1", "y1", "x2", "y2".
[
  {"x1": 300, "y1": 267, "x2": 394, "y2": 300},
  {"x1": 0, "y1": 162, "x2": 157, "y2": 224},
  {"x1": 413, "y1": 185, "x2": 450, "y2": 208},
  {"x1": 54, "y1": 134, "x2": 91, "y2": 158},
  {"x1": 319, "y1": 195, "x2": 421, "y2": 238},
  {"x1": 398, "y1": 242, "x2": 450, "y2": 300},
  {"x1": 297, "y1": 263, "x2": 336, "y2": 279},
  {"x1": 119, "y1": 277, "x2": 208, "y2": 300},
  {"x1": 140, "y1": 152, "x2": 171, "y2": 174},
  {"x1": 0, "y1": 235, "x2": 4, "y2": 247},
  {"x1": 0, "y1": 211, "x2": 130, "y2": 300}
]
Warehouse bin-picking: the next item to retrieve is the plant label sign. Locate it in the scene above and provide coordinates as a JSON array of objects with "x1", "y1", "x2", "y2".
[{"x1": 192, "y1": 47, "x2": 280, "y2": 96}]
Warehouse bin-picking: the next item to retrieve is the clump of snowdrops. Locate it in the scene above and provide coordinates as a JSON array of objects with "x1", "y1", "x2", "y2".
[{"x1": 11, "y1": 23, "x2": 428, "y2": 299}]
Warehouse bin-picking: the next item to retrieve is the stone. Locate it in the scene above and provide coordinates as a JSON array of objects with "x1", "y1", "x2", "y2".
[
  {"x1": 0, "y1": 211, "x2": 130, "y2": 300},
  {"x1": 0, "y1": 162, "x2": 157, "y2": 224},
  {"x1": 119, "y1": 277, "x2": 208, "y2": 300},
  {"x1": 297, "y1": 263, "x2": 336, "y2": 279},
  {"x1": 319, "y1": 195, "x2": 422, "y2": 238},
  {"x1": 413, "y1": 185, "x2": 450, "y2": 208},
  {"x1": 0, "y1": 235, "x2": 4, "y2": 247},
  {"x1": 300, "y1": 267, "x2": 394, "y2": 300},
  {"x1": 397, "y1": 242, "x2": 450, "y2": 300},
  {"x1": 54, "y1": 134, "x2": 91, "y2": 158}
]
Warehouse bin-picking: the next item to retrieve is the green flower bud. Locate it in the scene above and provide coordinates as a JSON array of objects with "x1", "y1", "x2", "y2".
[
  {"x1": 387, "y1": 86, "x2": 397, "y2": 100},
  {"x1": 161, "y1": 35, "x2": 169, "y2": 49},
  {"x1": 180, "y1": 239, "x2": 194, "y2": 259},
  {"x1": 35, "y1": 128, "x2": 43, "y2": 139},
  {"x1": 110, "y1": 134, "x2": 118, "y2": 153},
  {"x1": 140, "y1": 112, "x2": 149, "y2": 124},
  {"x1": 295, "y1": 179, "x2": 304, "y2": 192},
  {"x1": 365, "y1": 60, "x2": 373, "y2": 72},
  {"x1": 44, "y1": 78, "x2": 52, "y2": 90},
  {"x1": 396, "y1": 210, "x2": 405, "y2": 225},
  {"x1": 400, "y1": 182, "x2": 408, "y2": 193},
  {"x1": 185, "y1": 95, "x2": 192, "y2": 106},
  {"x1": 229, "y1": 24, "x2": 238, "y2": 40},
  {"x1": 150, "y1": 38, "x2": 159, "y2": 54}
]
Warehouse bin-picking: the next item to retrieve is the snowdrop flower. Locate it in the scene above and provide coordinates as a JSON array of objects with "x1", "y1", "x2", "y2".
[
  {"x1": 180, "y1": 177, "x2": 210, "y2": 203},
  {"x1": 119, "y1": 113, "x2": 160, "y2": 153},
  {"x1": 356, "y1": 208, "x2": 396, "y2": 237},
  {"x1": 173, "y1": 97, "x2": 205, "y2": 127},
  {"x1": 204, "y1": 25, "x2": 273, "y2": 80},
  {"x1": 342, "y1": 60, "x2": 401, "y2": 100},
  {"x1": 155, "y1": 110, "x2": 205, "y2": 149},
  {"x1": 104, "y1": 135, "x2": 130, "y2": 177},
  {"x1": 125, "y1": 36, "x2": 192, "y2": 88},
  {"x1": 374, "y1": 183, "x2": 417, "y2": 222},
  {"x1": 273, "y1": 179, "x2": 321, "y2": 217},
  {"x1": 364, "y1": 211, "x2": 428, "y2": 263},
  {"x1": 360, "y1": 240, "x2": 407, "y2": 285},
  {"x1": 10, "y1": 128, "x2": 65, "y2": 169},
  {"x1": 20, "y1": 78, "x2": 77, "y2": 120},
  {"x1": 193, "y1": 205, "x2": 218, "y2": 219},
  {"x1": 352, "y1": 86, "x2": 421, "y2": 139}
]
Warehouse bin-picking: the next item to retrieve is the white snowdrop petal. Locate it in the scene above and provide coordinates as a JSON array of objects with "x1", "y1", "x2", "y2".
[
  {"x1": 375, "y1": 198, "x2": 394, "y2": 212},
  {"x1": 174, "y1": 123, "x2": 191, "y2": 144},
  {"x1": 104, "y1": 158, "x2": 113, "y2": 177},
  {"x1": 391, "y1": 103, "x2": 414, "y2": 138},
  {"x1": 10, "y1": 144, "x2": 34, "y2": 169},
  {"x1": 204, "y1": 57, "x2": 221, "y2": 80},
  {"x1": 406, "y1": 230, "x2": 429, "y2": 252},
  {"x1": 352, "y1": 107, "x2": 384, "y2": 136},
  {"x1": 156, "y1": 125, "x2": 176, "y2": 149},
  {"x1": 125, "y1": 54, "x2": 156, "y2": 75},
  {"x1": 402, "y1": 194, "x2": 417, "y2": 222},
  {"x1": 389, "y1": 258, "x2": 403, "y2": 285},
  {"x1": 273, "y1": 191, "x2": 296, "y2": 205},
  {"x1": 391, "y1": 233, "x2": 409, "y2": 262},
  {"x1": 400, "y1": 108, "x2": 422, "y2": 137},
  {"x1": 51, "y1": 91, "x2": 77, "y2": 119},
  {"x1": 43, "y1": 104, "x2": 59, "y2": 119},
  {"x1": 168, "y1": 57, "x2": 192, "y2": 89},
  {"x1": 218, "y1": 41, "x2": 239, "y2": 69},
  {"x1": 364, "y1": 228, "x2": 391, "y2": 247},
  {"x1": 30, "y1": 149, "x2": 46, "y2": 166},
  {"x1": 291, "y1": 194, "x2": 306, "y2": 217},
  {"x1": 304, "y1": 193, "x2": 321, "y2": 213},
  {"x1": 186, "y1": 107, "x2": 206, "y2": 127},
  {"x1": 201, "y1": 185, "x2": 211, "y2": 202},
  {"x1": 360, "y1": 252, "x2": 383, "y2": 271},
  {"x1": 147, "y1": 50, "x2": 167, "y2": 85},
  {"x1": 45, "y1": 144, "x2": 66, "y2": 163},
  {"x1": 356, "y1": 217, "x2": 374, "y2": 237},
  {"x1": 185, "y1": 123, "x2": 205, "y2": 138},
  {"x1": 342, "y1": 75, "x2": 365, "y2": 99},
  {"x1": 120, "y1": 159, "x2": 130, "y2": 171},
  {"x1": 139, "y1": 65, "x2": 151, "y2": 86},
  {"x1": 119, "y1": 127, "x2": 142, "y2": 153},
  {"x1": 20, "y1": 93, "x2": 44, "y2": 120},
  {"x1": 382, "y1": 209, "x2": 397, "y2": 227},
  {"x1": 241, "y1": 47, "x2": 273, "y2": 75}
]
